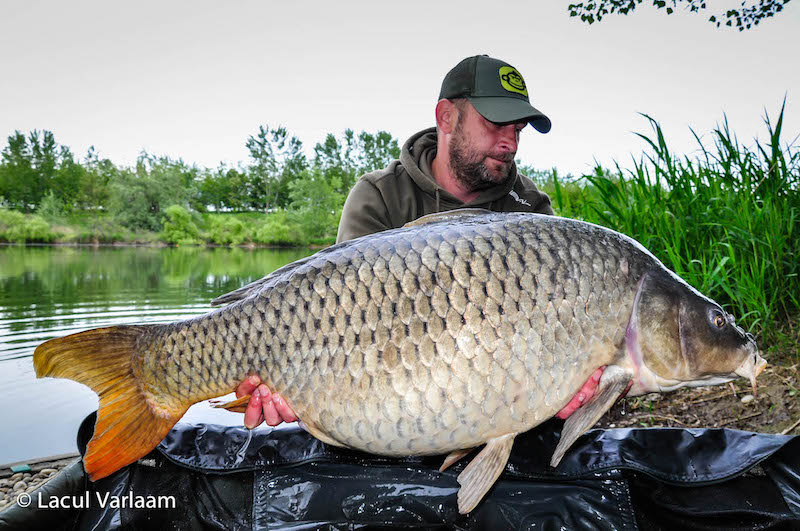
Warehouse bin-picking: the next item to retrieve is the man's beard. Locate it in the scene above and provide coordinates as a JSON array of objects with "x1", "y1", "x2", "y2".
[{"x1": 449, "y1": 122, "x2": 515, "y2": 193}]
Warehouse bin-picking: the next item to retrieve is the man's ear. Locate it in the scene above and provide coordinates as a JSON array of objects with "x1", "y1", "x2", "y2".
[{"x1": 435, "y1": 99, "x2": 457, "y2": 135}]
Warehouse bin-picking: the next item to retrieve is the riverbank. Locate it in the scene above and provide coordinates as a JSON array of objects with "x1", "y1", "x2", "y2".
[
  {"x1": 0, "y1": 208, "x2": 338, "y2": 248},
  {"x1": 0, "y1": 240, "x2": 329, "y2": 250},
  {"x1": 0, "y1": 454, "x2": 78, "y2": 512}
]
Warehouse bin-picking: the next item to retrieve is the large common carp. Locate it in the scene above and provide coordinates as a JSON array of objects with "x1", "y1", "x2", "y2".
[{"x1": 34, "y1": 210, "x2": 766, "y2": 513}]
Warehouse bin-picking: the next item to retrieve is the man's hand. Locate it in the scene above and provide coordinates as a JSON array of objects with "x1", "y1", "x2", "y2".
[
  {"x1": 555, "y1": 367, "x2": 604, "y2": 419},
  {"x1": 237, "y1": 376, "x2": 298, "y2": 429}
]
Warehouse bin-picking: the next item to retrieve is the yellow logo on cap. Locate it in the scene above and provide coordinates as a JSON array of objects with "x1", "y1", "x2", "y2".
[{"x1": 499, "y1": 66, "x2": 527, "y2": 96}]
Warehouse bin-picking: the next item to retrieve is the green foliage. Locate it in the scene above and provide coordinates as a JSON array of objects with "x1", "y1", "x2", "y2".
[
  {"x1": 20, "y1": 215, "x2": 55, "y2": 243},
  {"x1": 0, "y1": 130, "x2": 83, "y2": 212},
  {"x1": 37, "y1": 190, "x2": 67, "y2": 221},
  {"x1": 568, "y1": 0, "x2": 791, "y2": 31},
  {"x1": 252, "y1": 211, "x2": 303, "y2": 246},
  {"x1": 78, "y1": 146, "x2": 114, "y2": 211},
  {"x1": 246, "y1": 126, "x2": 307, "y2": 211},
  {"x1": 206, "y1": 215, "x2": 251, "y2": 245},
  {"x1": 162, "y1": 205, "x2": 201, "y2": 245},
  {"x1": 313, "y1": 129, "x2": 400, "y2": 196},
  {"x1": 570, "y1": 103, "x2": 799, "y2": 336},
  {"x1": 69, "y1": 226, "x2": 127, "y2": 244},
  {"x1": 109, "y1": 153, "x2": 197, "y2": 231},
  {"x1": 0, "y1": 126, "x2": 403, "y2": 245},
  {"x1": 198, "y1": 165, "x2": 251, "y2": 212},
  {"x1": 287, "y1": 168, "x2": 343, "y2": 243},
  {"x1": 0, "y1": 208, "x2": 57, "y2": 243},
  {"x1": 517, "y1": 164, "x2": 598, "y2": 219}
]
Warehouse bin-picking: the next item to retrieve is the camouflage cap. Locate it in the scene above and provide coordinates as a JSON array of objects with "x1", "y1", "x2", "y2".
[{"x1": 439, "y1": 55, "x2": 551, "y2": 133}]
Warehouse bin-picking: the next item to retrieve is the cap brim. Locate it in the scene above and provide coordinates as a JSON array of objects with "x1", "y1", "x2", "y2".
[{"x1": 467, "y1": 96, "x2": 551, "y2": 134}]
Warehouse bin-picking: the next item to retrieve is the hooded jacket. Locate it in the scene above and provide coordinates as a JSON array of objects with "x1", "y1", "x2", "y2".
[{"x1": 336, "y1": 127, "x2": 554, "y2": 243}]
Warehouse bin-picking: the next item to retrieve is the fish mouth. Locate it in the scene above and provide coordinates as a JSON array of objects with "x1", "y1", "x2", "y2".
[{"x1": 734, "y1": 351, "x2": 768, "y2": 396}]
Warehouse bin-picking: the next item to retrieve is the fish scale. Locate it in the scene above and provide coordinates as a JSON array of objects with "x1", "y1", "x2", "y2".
[{"x1": 34, "y1": 211, "x2": 766, "y2": 514}]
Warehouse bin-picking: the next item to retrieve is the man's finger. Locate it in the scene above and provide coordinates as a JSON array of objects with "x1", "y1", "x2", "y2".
[
  {"x1": 259, "y1": 386, "x2": 282, "y2": 426},
  {"x1": 243, "y1": 387, "x2": 264, "y2": 429},
  {"x1": 272, "y1": 395, "x2": 298, "y2": 423},
  {"x1": 555, "y1": 367, "x2": 605, "y2": 419},
  {"x1": 237, "y1": 375, "x2": 261, "y2": 399}
]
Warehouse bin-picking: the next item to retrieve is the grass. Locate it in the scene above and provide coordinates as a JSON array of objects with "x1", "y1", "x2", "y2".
[{"x1": 543, "y1": 102, "x2": 799, "y2": 351}]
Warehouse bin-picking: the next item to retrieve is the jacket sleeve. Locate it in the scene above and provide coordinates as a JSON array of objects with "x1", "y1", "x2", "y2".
[
  {"x1": 533, "y1": 191, "x2": 554, "y2": 215},
  {"x1": 516, "y1": 172, "x2": 555, "y2": 216},
  {"x1": 336, "y1": 179, "x2": 394, "y2": 243}
]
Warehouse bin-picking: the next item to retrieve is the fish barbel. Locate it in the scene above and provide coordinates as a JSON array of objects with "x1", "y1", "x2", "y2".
[{"x1": 34, "y1": 210, "x2": 766, "y2": 513}]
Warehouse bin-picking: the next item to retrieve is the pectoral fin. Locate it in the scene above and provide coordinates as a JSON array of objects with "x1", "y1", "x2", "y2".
[
  {"x1": 439, "y1": 447, "x2": 475, "y2": 472},
  {"x1": 550, "y1": 365, "x2": 633, "y2": 468},
  {"x1": 456, "y1": 433, "x2": 516, "y2": 514}
]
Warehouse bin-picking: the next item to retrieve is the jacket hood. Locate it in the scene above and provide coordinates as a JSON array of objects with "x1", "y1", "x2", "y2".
[{"x1": 399, "y1": 127, "x2": 521, "y2": 210}]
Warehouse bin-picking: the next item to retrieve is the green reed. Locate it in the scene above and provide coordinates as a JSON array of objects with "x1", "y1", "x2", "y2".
[{"x1": 551, "y1": 102, "x2": 799, "y2": 339}]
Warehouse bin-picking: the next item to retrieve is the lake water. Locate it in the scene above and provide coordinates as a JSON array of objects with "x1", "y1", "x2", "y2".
[{"x1": 0, "y1": 245, "x2": 315, "y2": 465}]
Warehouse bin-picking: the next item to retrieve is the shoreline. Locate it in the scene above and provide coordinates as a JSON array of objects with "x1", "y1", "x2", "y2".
[
  {"x1": 0, "y1": 453, "x2": 79, "y2": 512},
  {"x1": 0, "y1": 241, "x2": 328, "y2": 250}
]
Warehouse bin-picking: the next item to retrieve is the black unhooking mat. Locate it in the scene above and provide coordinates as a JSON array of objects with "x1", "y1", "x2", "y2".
[{"x1": 2, "y1": 414, "x2": 798, "y2": 530}]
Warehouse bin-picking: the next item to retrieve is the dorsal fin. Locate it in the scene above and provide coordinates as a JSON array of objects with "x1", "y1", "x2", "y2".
[{"x1": 402, "y1": 208, "x2": 492, "y2": 228}]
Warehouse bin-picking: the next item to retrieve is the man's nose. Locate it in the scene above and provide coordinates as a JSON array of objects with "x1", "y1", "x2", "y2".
[{"x1": 497, "y1": 125, "x2": 518, "y2": 153}]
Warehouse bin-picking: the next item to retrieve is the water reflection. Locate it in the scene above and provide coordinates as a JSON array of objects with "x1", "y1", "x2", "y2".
[{"x1": 0, "y1": 245, "x2": 314, "y2": 464}]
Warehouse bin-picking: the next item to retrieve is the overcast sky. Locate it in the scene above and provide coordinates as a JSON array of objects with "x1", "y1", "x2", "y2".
[{"x1": 0, "y1": 0, "x2": 797, "y2": 177}]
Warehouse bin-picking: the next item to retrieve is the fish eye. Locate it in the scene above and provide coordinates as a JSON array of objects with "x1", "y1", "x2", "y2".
[{"x1": 713, "y1": 313, "x2": 726, "y2": 329}]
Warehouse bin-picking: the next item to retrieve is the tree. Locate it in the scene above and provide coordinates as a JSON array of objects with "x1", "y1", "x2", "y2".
[
  {"x1": 0, "y1": 130, "x2": 83, "y2": 212},
  {"x1": 108, "y1": 152, "x2": 198, "y2": 231},
  {"x1": 568, "y1": 0, "x2": 792, "y2": 30},
  {"x1": 0, "y1": 132, "x2": 36, "y2": 211},
  {"x1": 79, "y1": 146, "x2": 115, "y2": 211},
  {"x1": 245, "y1": 126, "x2": 306, "y2": 212},
  {"x1": 353, "y1": 130, "x2": 401, "y2": 180},
  {"x1": 197, "y1": 164, "x2": 251, "y2": 212},
  {"x1": 288, "y1": 168, "x2": 344, "y2": 239},
  {"x1": 51, "y1": 145, "x2": 83, "y2": 212},
  {"x1": 313, "y1": 130, "x2": 400, "y2": 196}
]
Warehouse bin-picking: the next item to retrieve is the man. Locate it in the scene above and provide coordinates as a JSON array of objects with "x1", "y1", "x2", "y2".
[
  {"x1": 236, "y1": 55, "x2": 603, "y2": 429},
  {"x1": 334, "y1": 54, "x2": 553, "y2": 243}
]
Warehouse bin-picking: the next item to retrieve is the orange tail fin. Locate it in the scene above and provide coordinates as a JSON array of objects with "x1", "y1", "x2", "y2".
[{"x1": 33, "y1": 326, "x2": 187, "y2": 481}]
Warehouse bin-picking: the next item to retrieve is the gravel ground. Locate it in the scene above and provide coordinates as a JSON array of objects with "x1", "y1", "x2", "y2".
[
  {"x1": 597, "y1": 361, "x2": 798, "y2": 434},
  {"x1": 0, "y1": 456, "x2": 78, "y2": 512}
]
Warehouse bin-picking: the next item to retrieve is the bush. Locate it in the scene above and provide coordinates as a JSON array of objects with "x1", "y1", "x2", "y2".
[
  {"x1": 0, "y1": 208, "x2": 57, "y2": 243},
  {"x1": 252, "y1": 211, "x2": 303, "y2": 246},
  {"x1": 108, "y1": 155, "x2": 197, "y2": 232},
  {"x1": 206, "y1": 216, "x2": 250, "y2": 245},
  {"x1": 70, "y1": 228, "x2": 126, "y2": 244},
  {"x1": 37, "y1": 191, "x2": 67, "y2": 221},
  {"x1": 161, "y1": 205, "x2": 201, "y2": 245}
]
